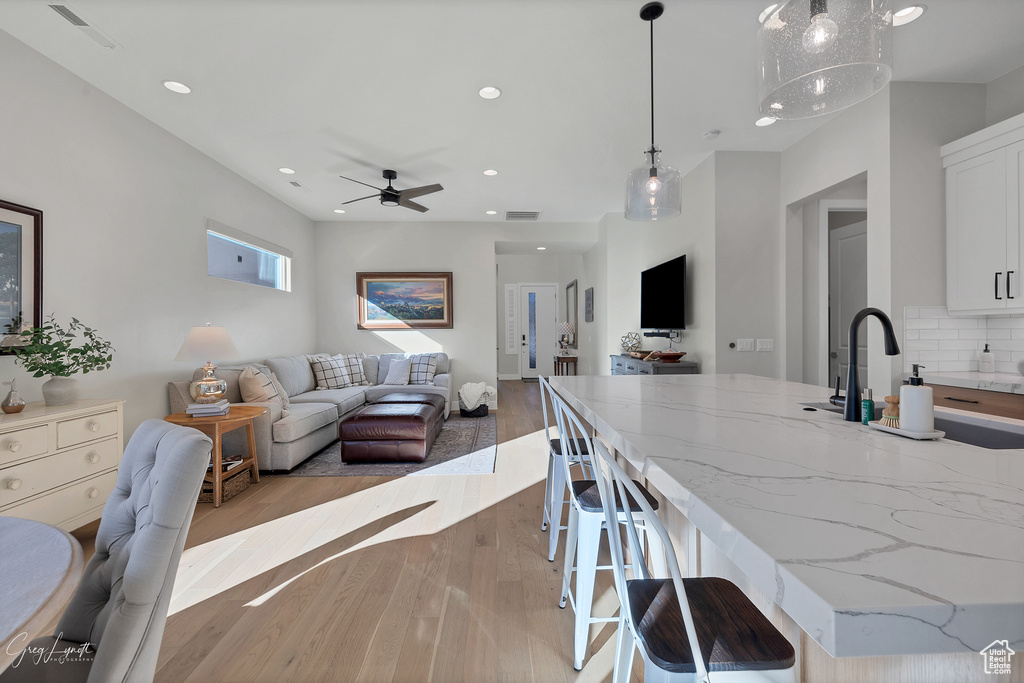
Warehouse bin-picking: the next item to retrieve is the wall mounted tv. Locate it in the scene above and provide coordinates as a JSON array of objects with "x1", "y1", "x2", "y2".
[{"x1": 640, "y1": 254, "x2": 685, "y2": 330}]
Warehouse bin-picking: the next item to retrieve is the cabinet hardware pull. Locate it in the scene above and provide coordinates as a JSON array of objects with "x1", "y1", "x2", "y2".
[
  {"x1": 87, "y1": 420, "x2": 100, "y2": 432},
  {"x1": 86, "y1": 487, "x2": 100, "y2": 499},
  {"x1": 1009, "y1": 270, "x2": 1015, "y2": 299},
  {"x1": 944, "y1": 396, "x2": 980, "y2": 404},
  {"x1": 7, "y1": 441, "x2": 21, "y2": 452},
  {"x1": 3, "y1": 478, "x2": 22, "y2": 490},
  {"x1": 995, "y1": 272, "x2": 1003, "y2": 300},
  {"x1": 86, "y1": 452, "x2": 101, "y2": 464}
]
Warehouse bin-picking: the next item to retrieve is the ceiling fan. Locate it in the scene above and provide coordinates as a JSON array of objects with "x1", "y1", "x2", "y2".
[{"x1": 339, "y1": 169, "x2": 443, "y2": 213}]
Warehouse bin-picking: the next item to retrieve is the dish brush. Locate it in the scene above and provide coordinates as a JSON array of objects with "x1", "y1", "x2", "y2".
[{"x1": 879, "y1": 395, "x2": 900, "y2": 428}]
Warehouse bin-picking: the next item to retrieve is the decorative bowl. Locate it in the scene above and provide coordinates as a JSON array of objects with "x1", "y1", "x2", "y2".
[{"x1": 653, "y1": 351, "x2": 686, "y2": 363}]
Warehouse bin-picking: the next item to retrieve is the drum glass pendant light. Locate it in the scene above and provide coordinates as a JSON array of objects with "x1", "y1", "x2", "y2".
[
  {"x1": 625, "y1": 2, "x2": 680, "y2": 221},
  {"x1": 758, "y1": 0, "x2": 892, "y2": 120}
]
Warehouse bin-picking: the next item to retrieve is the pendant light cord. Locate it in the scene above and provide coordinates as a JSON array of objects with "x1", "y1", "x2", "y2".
[{"x1": 650, "y1": 16, "x2": 655, "y2": 157}]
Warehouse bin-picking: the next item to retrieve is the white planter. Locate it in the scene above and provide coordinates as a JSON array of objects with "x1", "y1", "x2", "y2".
[{"x1": 41, "y1": 376, "x2": 79, "y2": 406}]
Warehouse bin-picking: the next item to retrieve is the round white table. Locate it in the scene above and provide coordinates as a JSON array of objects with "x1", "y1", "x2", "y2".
[{"x1": 0, "y1": 517, "x2": 84, "y2": 672}]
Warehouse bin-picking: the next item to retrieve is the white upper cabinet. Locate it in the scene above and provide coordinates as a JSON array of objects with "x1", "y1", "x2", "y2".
[{"x1": 943, "y1": 112, "x2": 1024, "y2": 314}]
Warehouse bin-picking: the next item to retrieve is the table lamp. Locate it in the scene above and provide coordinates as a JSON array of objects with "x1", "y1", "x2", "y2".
[
  {"x1": 174, "y1": 323, "x2": 240, "y2": 403},
  {"x1": 558, "y1": 322, "x2": 575, "y2": 355}
]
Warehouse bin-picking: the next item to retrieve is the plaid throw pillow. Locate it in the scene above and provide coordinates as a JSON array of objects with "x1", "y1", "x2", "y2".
[
  {"x1": 409, "y1": 353, "x2": 438, "y2": 385},
  {"x1": 332, "y1": 353, "x2": 368, "y2": 386},
  {"x1": 310, "y1": 356, "x2": 351, "y2": 390}
]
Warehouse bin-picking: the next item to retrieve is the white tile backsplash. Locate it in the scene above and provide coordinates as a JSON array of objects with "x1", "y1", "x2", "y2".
[{"x1": 902, "y1": 306, "x2": 1024, "y2": 373}]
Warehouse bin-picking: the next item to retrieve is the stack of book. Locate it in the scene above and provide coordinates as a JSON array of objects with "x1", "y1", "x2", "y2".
[
  {"x1": 186, "y1": 399, "x2": 229, "y2": 417},
  {"x1": 209, "y1": 454, "x2": 245, "y2": 473}
]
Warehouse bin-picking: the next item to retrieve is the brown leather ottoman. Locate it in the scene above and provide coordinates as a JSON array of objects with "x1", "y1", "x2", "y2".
[{"x1": 340, "y1": 402, "x2": 444, "y2": 463}]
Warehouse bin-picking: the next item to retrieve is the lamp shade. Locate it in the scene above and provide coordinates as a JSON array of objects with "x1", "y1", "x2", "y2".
[
  {"x1": 174, "y1": 324, "x2": 240, "y2": 363},
  {"x1": 757, "y1": 0, "x2": 892, "y2": 120},
  {"x1": 625, "y1": 150, "x2": 681, "y2": 221},
  {"x1": 558, "y1": 322, "x2": 575, "y2": 337}
]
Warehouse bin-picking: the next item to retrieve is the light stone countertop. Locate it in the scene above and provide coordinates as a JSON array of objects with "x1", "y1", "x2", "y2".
[
  {"x1": 550, "y1": 373, "x2": 1024, "y2": 658},
  {"x1": 919, "y1": 370, "x2": 1024, "y2": 394}
]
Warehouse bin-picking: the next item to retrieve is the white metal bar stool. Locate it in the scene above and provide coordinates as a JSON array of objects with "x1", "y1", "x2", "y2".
[
  {"x1": 546, "y1": 382, "x2": 663, "y2": 671},
  {"x1": 591, "y1": 438, "x2": 797, "y2": 683},
  {"x1": 539, "y1": 375, "x2": 590, "y2": 562}
]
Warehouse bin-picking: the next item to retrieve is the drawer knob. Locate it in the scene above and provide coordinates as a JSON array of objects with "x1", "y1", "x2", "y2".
[
  {"x1": 87, "y1": 421, "x2": 100, "y2": 433},
  {"x1": 7, "y1": 441, "x2": 21, "y2": 452},
  {"x1": 86, "y1": 487, "x2": 100, "y2": 499},
  {"x1": 86, "y1": 452, "x2": 101, "y2": 464},
  {"x1": 3, "y1": 478, "x2": 22, "y2": 491}
]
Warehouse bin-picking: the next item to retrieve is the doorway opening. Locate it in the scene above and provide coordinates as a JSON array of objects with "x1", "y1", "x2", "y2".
[{"x1": 825, "y1": 205, "x2": 868, "y2": 391}]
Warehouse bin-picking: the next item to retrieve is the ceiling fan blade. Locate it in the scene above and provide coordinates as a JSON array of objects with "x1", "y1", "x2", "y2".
[
  {"x1": 338, "y1": 174, "x2": 384, "y2": 192},
  {"x1": 398, "y1": 197, "x2": 430, "y2": 213},
  {"x1": 399, "y1": 183, "x2": 443, "y2": 200},
  {"x1": 342, "y1": 193, "x2": 381, "y2": 205}
]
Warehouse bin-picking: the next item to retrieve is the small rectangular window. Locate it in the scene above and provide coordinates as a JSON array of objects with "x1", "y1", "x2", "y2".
[{"x1": 206, "y1": 224, "x2": 291, "y2": 292}]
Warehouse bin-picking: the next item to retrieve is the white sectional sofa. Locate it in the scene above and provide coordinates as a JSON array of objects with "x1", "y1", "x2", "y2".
[{"x1": 168, "y1": 352, "x2": 451, "y2": 471}]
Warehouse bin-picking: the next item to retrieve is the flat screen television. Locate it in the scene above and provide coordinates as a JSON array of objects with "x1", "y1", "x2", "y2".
[{"x1": 640, "y1": 254, "x2": 685, "y2": 330}]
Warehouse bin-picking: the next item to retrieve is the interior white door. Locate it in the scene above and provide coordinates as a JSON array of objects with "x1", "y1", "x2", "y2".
[
  {"x1": 829, "y1": 220, "x2": 867, "y2": 388},
  {"x1": 520, "y1": 284, "x2": 557, "y2": 379}
]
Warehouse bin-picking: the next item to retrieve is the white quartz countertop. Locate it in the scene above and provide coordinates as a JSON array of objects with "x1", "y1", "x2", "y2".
[
  {"x1": 921, "y1": 370, "x2": 1024, "y2": 394},
  {"x1": 550, "y1": 373, "x2": 1024, "y2": 658}
]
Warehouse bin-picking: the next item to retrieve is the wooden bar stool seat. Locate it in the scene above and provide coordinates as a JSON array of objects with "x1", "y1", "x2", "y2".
[{"x1": 628, "y1": 577, "x2": 795, "y2": 675}]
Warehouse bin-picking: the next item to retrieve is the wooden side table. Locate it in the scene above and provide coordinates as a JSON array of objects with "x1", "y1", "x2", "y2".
[
  {"x1": 164, "y1": 405, "x2": 265, "y2": 507},
  {"x1": 554, "y1": 355, "x2": 578, "y2": 376}
]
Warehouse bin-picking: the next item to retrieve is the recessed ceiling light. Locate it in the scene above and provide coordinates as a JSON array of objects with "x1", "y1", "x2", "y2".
[
  {"x1": 486, "y1": 210, "x2": 497, "y2": 215},
  {"x1": 893, "y1": 5, "x2": 926, "y2": 26},
  {"x1": 162, "y1": 80, "x2": 191, "y2": 94},
  {"x1": 278, "y1": 167, "x2": 296, "y2": 174},
  {"x1": 755, "y1": 117, "x2": 777, "y2": 127},
  {"x1": 483, "y1": 169, "x2": 498, "y2": 176},
  {"x1": 537, "y1": 246, "x2": 547, "y2": 251},
  {"x1": 758, "y1": 3, "x2": 780, "y2": 24},
  {"x1": 333, "y1": 209, "x2": 346, "y2": 214},
  {"x1": 479, "y1": 86, "x2": 501, "y2": 100}
]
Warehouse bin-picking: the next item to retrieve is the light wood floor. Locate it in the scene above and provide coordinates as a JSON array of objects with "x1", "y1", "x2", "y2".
[{"x1": 72, "y1": 380, "x2": 635, "y2": 682}]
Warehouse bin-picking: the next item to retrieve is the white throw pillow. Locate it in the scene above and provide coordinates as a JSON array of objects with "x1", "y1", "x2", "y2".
[
  {"x1": 310, "y1": 356, "x2": 351, "y2": 390},
  {"x1": 383, "y1": 358, "x2": 411, "y2": 385},
  {"x1": 238, "y1": 366, "x2": 289, "y2": 417}
]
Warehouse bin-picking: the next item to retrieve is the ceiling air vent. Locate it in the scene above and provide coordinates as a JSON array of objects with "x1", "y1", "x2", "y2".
[
  {"x1": 288, "y1": 181, "x2": 311, "y2": 193},
  {"x1": 48, "y1": 4, "x2": 117, "y2": 48},
  {"x1": 505, "y1": 211, "x2": 541, "y2": 221}
]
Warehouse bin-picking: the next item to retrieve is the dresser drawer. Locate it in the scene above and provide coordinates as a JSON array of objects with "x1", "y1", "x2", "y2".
[
  {"x1": 57, "y1": 410, "x2": 118, "y2": 449},
  {"x1": 0, "y1": 425, "x2": 48, "y2": 466},
  {"x1": 0, "y1": 438, "x2": 118, "y2": 507},
  {"x1": 2, "y1": 470, "x2": 117, "y2": 528}
]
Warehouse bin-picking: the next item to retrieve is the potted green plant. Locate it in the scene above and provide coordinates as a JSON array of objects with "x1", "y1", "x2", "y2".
[{"x1": 13, "y1": 315, "x2": 114, "y2": 406}]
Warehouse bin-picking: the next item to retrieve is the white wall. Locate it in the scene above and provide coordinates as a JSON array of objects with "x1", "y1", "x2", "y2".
[
  {"x1": 714, "y1": 152, "x2": 781, "y2": 377},
  {"x1": 579, "y1": 221, "x2": 609, "y2": 376},
  {"x1": 986, "y1": 64, "x2": 1024, "y2": 126},
  {"x1": 494, "y1": 253, "x2": 582, "y2": 378},
  {"x1": 0, "y1": 31, "x2": 318, "y2": 436}
]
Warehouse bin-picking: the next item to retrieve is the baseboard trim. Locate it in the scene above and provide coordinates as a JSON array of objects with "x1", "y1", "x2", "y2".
[{"x1": 497, "y1": 373, "x2": 521, "y2": 381}]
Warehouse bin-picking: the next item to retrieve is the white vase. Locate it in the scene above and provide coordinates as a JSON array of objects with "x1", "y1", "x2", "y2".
[{"x1": 42, "y1": 376, "x2": 79, "y2": 406}]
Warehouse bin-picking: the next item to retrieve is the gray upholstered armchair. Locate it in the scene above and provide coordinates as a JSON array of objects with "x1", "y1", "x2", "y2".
[{"x1": 0, "y1": 420, "x2": 212, "y2": 683}]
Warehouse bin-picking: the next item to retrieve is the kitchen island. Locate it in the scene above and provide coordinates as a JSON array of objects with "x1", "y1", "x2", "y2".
[{"x1": 550, "y1": 373, "x2": 1023, "y2": 682}]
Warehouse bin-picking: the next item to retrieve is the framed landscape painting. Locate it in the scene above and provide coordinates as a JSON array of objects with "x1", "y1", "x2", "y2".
[{"x1": 356, "y1": 272, "x2": 453, "y2": 329}]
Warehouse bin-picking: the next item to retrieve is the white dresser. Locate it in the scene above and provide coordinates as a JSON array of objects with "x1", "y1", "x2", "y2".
[{"x1": 0, "y1": 399, "x2": 124, "y2": 531}]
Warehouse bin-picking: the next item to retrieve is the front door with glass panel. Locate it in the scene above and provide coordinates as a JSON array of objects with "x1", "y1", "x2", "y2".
[{"x1": 520, "y1": 284, "x2": 557, "y2": 379}]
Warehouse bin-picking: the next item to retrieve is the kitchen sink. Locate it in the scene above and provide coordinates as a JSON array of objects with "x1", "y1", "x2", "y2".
[{"x1": 799, "y1": 402, "x2": 1024, "y2": 450}]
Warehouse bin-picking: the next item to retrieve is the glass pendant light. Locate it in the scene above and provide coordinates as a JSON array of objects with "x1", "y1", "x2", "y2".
[
  {"x1": 757, "y1": 0, "x2": 893, "y2": 120},
  {"x1": 625, "y1": 2, "x2": 681, "y2": 221}
]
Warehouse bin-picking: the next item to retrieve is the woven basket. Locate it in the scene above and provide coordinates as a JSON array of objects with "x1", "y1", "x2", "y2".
[{"x1": 198, "y1": 469, "x2": 251, "y2": 504}]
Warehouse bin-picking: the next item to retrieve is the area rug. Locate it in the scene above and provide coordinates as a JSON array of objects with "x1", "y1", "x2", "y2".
[{"x1": 270, "y1": 413, "x2": 497, "y2": 477}]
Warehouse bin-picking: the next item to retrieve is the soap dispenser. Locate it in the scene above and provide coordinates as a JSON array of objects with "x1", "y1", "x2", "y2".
[
  {"x1": 979, "y1": 343, "x2": 995, "y2": 372},
  {"x1": 900, "y1": 364, "x2": 933, "y2": 433}
]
